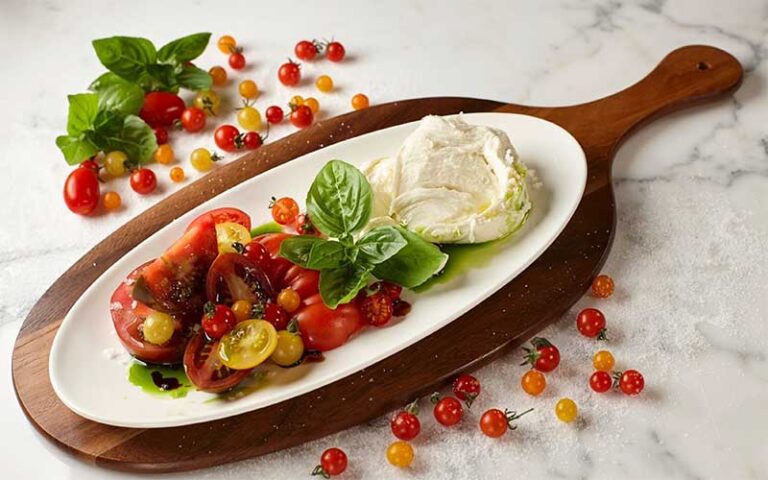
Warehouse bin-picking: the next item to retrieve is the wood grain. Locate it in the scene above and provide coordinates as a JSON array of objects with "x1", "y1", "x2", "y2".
[{"x1": 12, "y1": 45, "x2": 742, "y2": 472}]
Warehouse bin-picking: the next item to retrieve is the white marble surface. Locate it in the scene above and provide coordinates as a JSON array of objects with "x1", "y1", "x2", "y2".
[{"x1": 1, "y1": 0, "x2": 767, "y2": 478}]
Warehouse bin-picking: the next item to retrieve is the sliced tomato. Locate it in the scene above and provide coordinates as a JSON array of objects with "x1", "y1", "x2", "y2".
[
  {"x1": 110, "y1": 262, "x2": 189, "y2": 364},
  {"x1": 133, "y1": 214, "x2": 218, "y2": 314},
  {"x1": 183, "y1": 331, "x2": 252, "y2": 393},
  {"x1": 205, "y1": 253, "x2": 275, "y2": 304},
  {"x1": 188, "y1": 207, "x2": 252, "y2": 232},
  {"x1": 294, "y1": 296, "x2": 364, "y2": 351},
  {"x1": 253, "y1": 232, "x2": 293, "y2": 287}
]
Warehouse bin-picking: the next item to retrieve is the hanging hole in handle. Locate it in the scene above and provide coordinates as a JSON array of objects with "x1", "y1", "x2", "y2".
[{"x1": 696, "y1": 61, "x2": 712, "y2": 71}]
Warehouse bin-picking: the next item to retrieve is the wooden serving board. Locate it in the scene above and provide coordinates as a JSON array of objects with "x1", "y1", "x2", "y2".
[{"x1": 12, "y1": 45, "x2": 742, "y2": 473}]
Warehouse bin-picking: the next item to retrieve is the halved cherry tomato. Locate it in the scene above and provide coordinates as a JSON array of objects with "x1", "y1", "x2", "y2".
[
  {"x1": 110, "y1": 262, "x2": 189, "y2": 364},
  {"x1": 205, "y1": 253, "x2": 274, "y2": 305},
  {"x1": 188, "y1": 207, "x2": 251, "y2": 232},
  {"x1": 183, "y1": 331, "x2": 252, "y2": 393},
  {"x1": 294, "y1": 295, "x2": 363, "y2": 351},
  {"x1": 139, "y1": 92, "x2": 185, "y2": 128}
]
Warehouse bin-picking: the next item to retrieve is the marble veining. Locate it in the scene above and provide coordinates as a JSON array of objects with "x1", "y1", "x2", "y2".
[{"x1": 0, "y1": 0, "x2": 766, "y2": 478}]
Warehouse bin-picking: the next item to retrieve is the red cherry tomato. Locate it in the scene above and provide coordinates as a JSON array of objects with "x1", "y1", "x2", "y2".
[
  {"x1": 266, "y1": 105, "x2": 284, "y2": 124},
  {"x1": 228, "y1": 52, "x2": 246, "y2": 70},
  {"x1": 577, "y1": 308, "x2": 607, "y2": 339},
  {"x1": 452, "y1": 374, "x2": 481, "y2": 406},
  {"x1": 181, "y1": 107, "x2": 206, "y2": 133},
  {"x1": 521, "y1": 337, "x2": 560, "y2": 372},
  {"x1": 79, "y1": 159, "x2": 99, "y2": 173},
  {"x1": 434, "y1": 396, "x2": 463, "y2": 426},
  {"x1": 139, "y1": 91, "x2": 185, "y2": 128},
  {"x1": 278, "y1": 60, "x2": 301, "y2": 86},
  {"x1": 294, "y1": 297, "x2": 363, "y2": 351},
  {"x1": 64, "y1": 167, "x2": 100, "y2": 215},
  {"x1": 295, "y1": 213, "x2": 315, "y2": 235},
  {"x1": 390, "y1": 411, "x2": 420, "y2": 441},
  {"x1": 619, "y1": 370, "x2": 645, "y2": 395},
  {"x1": 361, "y1": 292, "x2": 393, "y2": 326},
  {"x1": 243, "y1": 131, "x2": 263, "y2": 149},
  {"x1": 201, "y1": 303, "x2": 237, "y2": 339},
  {"x1": 214, "y1": 124, "x2": 241, "y2": 152},
  {"x1": 243, "y1": 241, "x2": 271, "y2": 267},
  {"x1": 290, "y1": 105, "x2": 313, "y2": 129},
  {"x1": 590, "y1": 371, "x2": 612, "y2": 393},
  {"x1": 319, "y1": 448, "x2": 347, "y2": 476},
  {"x1": 326, "y1": 41, "x2": 346, "y2": 62},
  {"x1": 264, "y1": 302, "x2": 289, "y2": 330},
  {"x1": 154, "y1": 127, "x2": 169, "y2": 145},
  {"x1": 271, "y1": 197, "x2": 299, "y2": 225},
  {"x1": 295, "y1": 40, "x2": 317, "y2": 61},
  {"x1": 479, "y1": 409, "x2": 508, "y2": 438},
  {"x1": 130, "y1": 168, "x2": 157, "y2": 195}
]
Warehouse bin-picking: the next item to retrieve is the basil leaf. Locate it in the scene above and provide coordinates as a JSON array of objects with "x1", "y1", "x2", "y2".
[
  {"x1": 96, "y1": 82, "x2": 144, "y2": 116},
  {"x1": 157, "y1": 32, "x2": 211, "y2": 63},
  {"x1": 357, "y1": 226, "x2": 407, "y2": 265},
  {"x1": 95, "y1": 115, "x2": 157, "y2": 165},
  {"x1": 279, "y1": 236, "x2": 326, "y2": 268},
  {"x1": 306, "y1": 241, "x2": 347, "y2": 270},
  {"x1": 319, "y1": 263, "x2": 372, "y2": 309},
  {"x1": 177, "y1": 64, "x2": 213, "y2": 91},
  {"x1": 144, "y1": 64, "x2": 177, "y2": 92},
  {"x1": 65, "y1": 93, "x2": 99, "y2": 135},
  {"x1": 92, "y1": 36, "x2": 156, "y2": 81},
  {"x1": 89, "y1": 72, "x2": 128, "y2": 91},
  {"x1": 56, "y1": 135, "x2": 98, "y2": 165},
  {"x1": 373, "y1": 226, "x2": 448, "y2": 288},
  {"x1": 306, "y1": 160, "x2": 372, "y2": 238}
]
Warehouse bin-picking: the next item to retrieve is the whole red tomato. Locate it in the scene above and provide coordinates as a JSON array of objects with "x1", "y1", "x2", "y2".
[
  {"x1": 433, "y1": 396, "x2": 463, "y2": 426},
  {"x1": 139, "y1": 92, "x2": 185, "y2": 128},
  {"x1": 278, "y1": 60, "x2": 301, "y2": 86},
  {"x1": 214, "y1": 125, "x2": 241, "y2": 152},
  {"x1": 290, "y1": 105, "x2": 313, "y2": 129},
  {"x1": 326, "y1": 41, "x2": 346, "y2": 62},
  {"x1": 130, "y1": 168, "x2": 157, "y2": 195},
  {"x1": 181, "y1": 107, "x2": 206, "y2": 133},
  {"x1": 294, "y1": 40, "x2": 318, "y2": 61},
  {"x1": 63, "y1": 167, "x2": 99, "y2": 215},
  {"x1": 521, "y1": 337, "x2": 560, "y2": 372}
]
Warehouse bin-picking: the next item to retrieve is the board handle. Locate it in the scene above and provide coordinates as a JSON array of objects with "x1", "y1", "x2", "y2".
[{"x1": 557, "y1": 45, "x2": 743, "y2": 153}]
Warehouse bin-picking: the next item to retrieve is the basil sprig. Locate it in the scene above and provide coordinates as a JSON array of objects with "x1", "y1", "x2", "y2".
[
  {"x1": 91, "y1": 33, "x2": 212, "y2": 93},
  {"x1": 280, "y1": 160, "x2": 448, "y2": 308}
]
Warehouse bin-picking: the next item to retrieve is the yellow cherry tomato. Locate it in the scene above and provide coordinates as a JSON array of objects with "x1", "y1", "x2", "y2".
[
  {"x1": 277, "y1": 288, "x2": 301, "y2": 313},
  {"x1": 351, "y1": 93, "x2": 369, "y2": 110},
  {"x1": 386, "y1": 441, "x2": 414, "y2": 468},
  {"x1": 315, "y1": 75, "x2": 334, "y2": 93},
  {"x1": 555, "y1": 398, "x2": 578, "y2": 423},
  {"x1": 143, "y1": 311, "x2": 175, "y2": 345},
  {"x1": 194, "y1": 90, "x2": 221, "y2": 116},
  {"x1": 153, "y1": 144, "x2": 174, "y2": 165},
  {"x1": 304, "y1": 97, "x2": 320, "y2": 114},
  {"x1": 209, "y1": 66, "x2": 227, "y2": 86},
  {"x1": 169, "y1": 166, "x2": 185, "y2": 182},
  {"x1": 237, "y1": 106, "x2": 262, "y2": 131},
  {"x1": 239, "y1": 80, "x2": 259, "y2": 99},
  {"x1": 102, "y1": 191, "x2": 121, "y2": 210},
  {"x1": 231, "y1": 300, "x2": 253, "y2": 323},
  {"x1": 190, "y1": 148, "x2": 215, "y2": 172},
  {"x1": 104, "y1": 151, "x2": 127, "y2": 177},
  {"x1": 270, "y1": 331, "x2": 304, "y2": 366},
  {"x1": 218, "y1": 320, "x2": 278, "y2": 370},
  {"x1": 215, "y1": 222, "x2": 252, "y2": 253},
  {"x1": 521, "y1": 370, "x2": 546, "y2": 396},
  {"x1": 217, "y1": 35, "x2": 237, "y2": 54},
  {"x1": 593, "y1": 350, "x2": 615, "y2": 372}
]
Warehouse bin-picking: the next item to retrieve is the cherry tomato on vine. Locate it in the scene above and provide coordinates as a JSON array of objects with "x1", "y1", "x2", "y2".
[
  {"x1": 314, "y1": 447, "x2": 347, "y2": 477},
  {"x1": 592, "y1": 274, "x2": 615, "y2": 298},
  {"x1": 589, "y1": 370, "x2": 612, "y2": 393},
  {"x1": 243, "y1": 132, "x2": 263, "y2": 149},
  {"x1": 433, "y1": 396, "x2": 463, "y2": 426},
  {"x1": 181, "y1": 107, "x2": 206, "y2": 133},
  {"x1": 266, "y1": 105, "x2": 284, "y2": 124},
  {"x1": 63, "y1": 167, "x2": 99, "y2": 215},
  {"x1": 201, "y1": 302, "x2": 237, "y2": 340},
  {"x1": 618, "y1": 369, "x2": 644, "y2": 395},
  {"x1": 326, "y1": 41, "x2": 346, "y2": 62},
  {"x1": 278, "y1": 60, "x2": 301, "y2": 86},
  {"x1": 217, "y1": 35, "x2": 236, "y2": 54},
  {"x1": 593, "y1": 350, "x2": 615, "y2": 371},
  {"x1": 479, "y1": 409, "x2": 508, "y2": 437},
  {"x1": 390, "y1": 411, "x2": 420, "y2": 441},
  {"x1": 295, "y1": 40, "x2": 318, "y2": 61},
  {"x1": 521, "y1": 337, "x2": 560, "y2": 372},
  {"x1": 229, "y1": 52, "x2": 246, "y2": 70},
  {"x1": 361, "y1": 292, "x2": 393, "y2": 327},
  {"x1": 452, "y1": 374, "x2": 481, "y2": 406},
  {"x1": 270, "y1": 197, "x2": 299, "y2": 225},
  {"x1": 154, "y1": 127, "x2": 168, "y2": 145},
  {"x1": 209, "y1": 66, "x2": 227, "y2": 86},
  {"x1": 386, "y1": 441, "x2": 414, "y2": 468},
  {"x1": 351, "y1": 93, "x2": 369, "y2": 110},
  {"x1": 577, "y1": 308, "x2": 607, "y2": 339},
  {"x1": 129, "y1": 168, "x2": 157, "y2": 195},
  {"x1": 290, "y1": 105, "x2": 313, "y2": 129},
  {"x1": 214, "y1": 125, "x2": 242, "y2": 152},
  {"x1": 521, "y1": 370, "x2": 546, "y2": 396}
]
